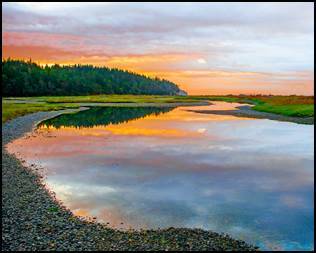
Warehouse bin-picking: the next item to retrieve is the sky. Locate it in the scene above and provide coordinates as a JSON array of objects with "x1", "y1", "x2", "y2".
[{"x1": 2, "y1": 2, "x2": 314, "y2": 95}]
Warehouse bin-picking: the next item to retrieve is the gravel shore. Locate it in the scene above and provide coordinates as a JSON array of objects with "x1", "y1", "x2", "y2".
[{"x1": 2, "y1": 109, "x2": 259, "y2": 251}]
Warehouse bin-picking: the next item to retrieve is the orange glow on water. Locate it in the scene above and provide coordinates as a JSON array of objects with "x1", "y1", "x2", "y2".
[{"x1": 6, "y1": 103, "x2": 252, "y2": 161}]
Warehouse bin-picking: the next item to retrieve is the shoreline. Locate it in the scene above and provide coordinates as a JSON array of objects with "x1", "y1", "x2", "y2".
[
  {"x1": 2, "y1": 108, "x2": 259, "y2": 251},
  {"x1": 187, "y1": 105, "x2": 314, "y2": 125},
  {"x1": 3, "y1": 99, "x2": 210, "y2": 108}
]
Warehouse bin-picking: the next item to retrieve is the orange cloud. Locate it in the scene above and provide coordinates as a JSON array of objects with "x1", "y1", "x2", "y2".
[
  {"x1": 2, "y1": 45, "x2": 80, "y2": 61},
  {"x1": 2, "y1": 41, "x2": 314, "y2": 95},
  {"x1": 105, "y1": 53, "x2": 199, "y2": 70},
  {"x1": 141, "y1": 70, "x2": 314, "y2": 95}
]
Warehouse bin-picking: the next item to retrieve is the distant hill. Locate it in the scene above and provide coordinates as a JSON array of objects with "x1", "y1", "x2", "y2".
[{"x1": 2, "y1": 59, "x2": 184, "y2": 96}]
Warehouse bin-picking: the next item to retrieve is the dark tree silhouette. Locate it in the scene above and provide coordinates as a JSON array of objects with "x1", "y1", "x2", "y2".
[{"x1": 2, "y1": 59, "x2": 181, "y2": 96}]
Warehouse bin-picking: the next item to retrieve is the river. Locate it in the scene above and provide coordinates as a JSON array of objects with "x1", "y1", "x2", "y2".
[{"x1": 6, "y1": 101, "x2": 314, "y2": 251}]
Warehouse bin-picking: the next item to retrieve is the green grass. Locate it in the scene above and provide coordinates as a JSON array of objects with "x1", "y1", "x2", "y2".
[
  {"x1": 252, "y1": 104, "x2": 314, "y2": 117},
  {"x1": 2, "y1": 95, "x2": 314, "y2": 123},
  {"x1": 7, "y1": 95, "x2": 200, "y2": 104},
  {"x1": 2, "y1": 101, "x2": 79, "y2": 123},
  {"x1": 240, "y1": 95, "x2": 314, "y2": 117},
  {"x1": 188, "y1": 95, "x2": 314, "y2": 117}
]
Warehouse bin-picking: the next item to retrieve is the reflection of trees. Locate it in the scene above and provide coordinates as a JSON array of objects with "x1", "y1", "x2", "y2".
[{"x1": 39, "y1": 107, "x2": 174, "y2": 128}]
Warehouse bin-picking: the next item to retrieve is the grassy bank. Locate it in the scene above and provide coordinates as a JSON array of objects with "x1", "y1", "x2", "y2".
[
  {"x1": 182, "y1": 95, "x2": 314, "y2": 117},
  {"x1": 5, "y1": 95, "x2": 200, "y2": 104},
  {"x1": 2, "y1": 95, "x2": 314, "y2": 123},
  {"x1": 248, "y1": 96, "x2": 314, "y2": 117},
  {"x1": 252, "y1": 104, "x2": 314, "y2": 117},
  {"x1": 2, "y1": 102, "x2": 80, "y2": 123}
]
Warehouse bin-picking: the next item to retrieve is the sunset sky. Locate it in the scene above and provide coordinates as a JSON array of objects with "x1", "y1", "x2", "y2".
[{"x1": 2, "y1": 2, "x2": 314, "y2": 95}]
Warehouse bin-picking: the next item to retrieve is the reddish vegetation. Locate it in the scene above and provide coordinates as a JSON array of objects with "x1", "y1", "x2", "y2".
[{"x1": 233, "y1": 95, "x2": 314, "y2": 105}]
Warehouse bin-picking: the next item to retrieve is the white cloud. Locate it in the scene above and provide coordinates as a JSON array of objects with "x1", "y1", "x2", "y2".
[{"x1": 197, "y1": 58, "x2": 207, "y2": 64}]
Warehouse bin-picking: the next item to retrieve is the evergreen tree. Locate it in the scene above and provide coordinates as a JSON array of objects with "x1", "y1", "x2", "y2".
[{"x1": 2, "y1": 59, "x2": 181, "y2": 96}]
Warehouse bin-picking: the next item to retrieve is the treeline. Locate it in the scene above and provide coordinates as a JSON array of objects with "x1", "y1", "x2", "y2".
[{"x1": 2, "y1": 59, "x2": 181, "y2": 96}]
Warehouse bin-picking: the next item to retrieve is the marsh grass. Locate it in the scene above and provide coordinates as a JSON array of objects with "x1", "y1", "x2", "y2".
[
  {"x1": 2, "y1": 95, "x2": 314, "y2": 123},
  {"x1": 186, "y1": 95, "x2": 314, "y2": 117},
  {"x1": 15, "y1": 95, "x2": 200, "y2": 104},
  {"x1": 2, "y1": 101, "x2": 79, "y2": 123},
  {"x1": 243, "y1": 95, "x2": 314, "y2": 117}
]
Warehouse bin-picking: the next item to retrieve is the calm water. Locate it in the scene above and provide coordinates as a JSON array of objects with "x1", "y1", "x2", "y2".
[{"x1": 7, "y1": 102, "x2": 314, "y2": 251}]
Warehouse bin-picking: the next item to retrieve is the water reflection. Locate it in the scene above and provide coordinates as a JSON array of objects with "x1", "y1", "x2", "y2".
[
  {"x1": 7, "y1": 102, "x2": 314, "y2": 251},
  {"x1": 39, "y1": 106, "x2": 174, "y2": 129}
]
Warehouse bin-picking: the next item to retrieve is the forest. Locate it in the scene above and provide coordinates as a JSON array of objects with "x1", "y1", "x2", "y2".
[{"x1": 2, "y1": 59, "x2": 181, "y2": 96}]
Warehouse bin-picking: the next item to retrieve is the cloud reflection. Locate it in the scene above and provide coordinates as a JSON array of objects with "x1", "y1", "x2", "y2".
[{"x1": 6, "y1": 103, "x2": 314, "y2": 250}]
